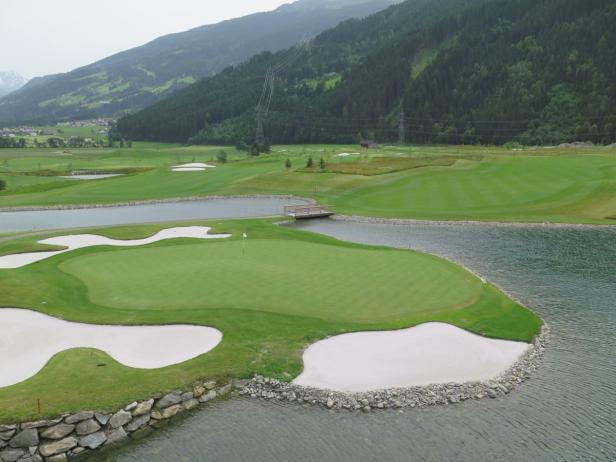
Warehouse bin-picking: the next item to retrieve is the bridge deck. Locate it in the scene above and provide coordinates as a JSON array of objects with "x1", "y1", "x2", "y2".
[{"x1": 284, "y1": 204, "x2": 335, "y2": 220}]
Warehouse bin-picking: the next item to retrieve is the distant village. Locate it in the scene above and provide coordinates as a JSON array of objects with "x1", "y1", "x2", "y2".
[{"x1": 0, "y1": 118, "x2": 115, "y2": 148}]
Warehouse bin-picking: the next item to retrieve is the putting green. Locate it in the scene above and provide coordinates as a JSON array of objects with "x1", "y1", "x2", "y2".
[
  {"x1": 0, "y1": 220, "x2": 541, "y2": 422},
  {"x1": 60, "y1": 239, "x2": 481, "y2": 322}
]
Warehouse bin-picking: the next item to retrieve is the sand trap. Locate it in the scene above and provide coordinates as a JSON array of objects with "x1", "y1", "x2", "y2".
[
  {"x1": 337, "y1": 152, "x2": 360, "y2": 157},
  {"x1": 0, "y1": 226, "x2": 231, "y2": 269},
  {"x1": 172, "y1": 162, "x2": 217, "y2": 172},
  {"x1": 0, "y1": 308, "x2": 222, "y2": 388},
  {"x1": 293, "y1": 323, "x2": 530, "y2": 392}
]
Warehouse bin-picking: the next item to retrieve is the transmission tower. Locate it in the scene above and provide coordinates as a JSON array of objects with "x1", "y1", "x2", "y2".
[
  {"x1": 398, "y1": 107, "x2": 406, "y2": 145},
  {"x1": 255, "y1": 112, "x2": 265, "y2": 146}
]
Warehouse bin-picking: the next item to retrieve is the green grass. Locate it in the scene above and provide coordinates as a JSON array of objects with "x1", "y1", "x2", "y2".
[
  {"x1": 0, "y1": 144, "x2": 615, "y2": 223},
  {"x1": 0, "y1": 219, "x2": 541, "y2": 422}
]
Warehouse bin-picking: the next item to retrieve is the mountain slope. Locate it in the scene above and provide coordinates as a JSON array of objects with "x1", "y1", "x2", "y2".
[
  {"x1": 0, "y1": 71, "x2": 27, "y2": 98},
  {"x1": 117, "y1": 0, "x2": 616, "y2": 146},
  {"x1": 0, "y1": 0, "x2": 398, "y2": 124}
]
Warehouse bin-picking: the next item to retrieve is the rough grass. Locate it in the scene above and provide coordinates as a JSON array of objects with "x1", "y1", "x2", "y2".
[
  {"x1": 0, "y1": 219, "x2": 542, "y2": 422},
  {"x1": 304, "y1": 155, "x2": 468, "y2": 175}
]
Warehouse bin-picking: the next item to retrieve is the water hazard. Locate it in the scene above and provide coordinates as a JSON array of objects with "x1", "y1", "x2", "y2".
[
  {"x1": 0, "y1": 197, "x2": 307, "y2": 233},
  {"x1": 86, "y1": 218, "x2": 616, "y2": 461}
]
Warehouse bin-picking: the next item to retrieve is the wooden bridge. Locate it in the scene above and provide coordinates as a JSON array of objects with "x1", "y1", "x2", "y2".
[{"x1": 284, "y1": 204, "x2": 335, "y2": 220}]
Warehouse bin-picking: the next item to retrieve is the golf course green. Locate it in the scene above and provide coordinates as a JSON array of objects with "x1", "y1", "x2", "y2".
[
  {"x1": 0, "y1": 219, "x2": 541, "y2": 422},
  {"x1": 1, "y1": 144, "x2": 615, "y2": 224}
]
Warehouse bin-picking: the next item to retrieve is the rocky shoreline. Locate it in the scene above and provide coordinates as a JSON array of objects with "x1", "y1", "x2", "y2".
[
  {"x1": 0, "y1": 381, "x2": 232, "y2": 462},
  {"x1": 0, "y1": 195, "x2": 315, "y2": 213},
  {"x1": 332, "y1": 214, "x2": 615, "y2": 229},
  {"x1": 239, "y1": 324, "x2": 549, "y2": 412}
]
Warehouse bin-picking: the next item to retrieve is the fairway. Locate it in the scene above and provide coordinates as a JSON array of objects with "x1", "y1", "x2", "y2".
[
  {"x1": 0, "y1": 219, "x2": 541, "y2": 421},
  {"x1": 1, "y1": 144, "x2": 615, "y2": 223}
]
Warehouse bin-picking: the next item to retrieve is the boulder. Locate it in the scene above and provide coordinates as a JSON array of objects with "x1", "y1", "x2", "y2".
[
  {"x1": 183, "y1": 399, "x2": 199, "y2": 411},
  {"x1": 40, "y1": 424, "x2": 75, "y2": 440},
  {"x1": 204, "y1": 381, "x2": 217, "y2": 390},
  {"x1": 198, "y1": 390, "x2": 217, "y2": 403},
  {"x1": 79, "y1": 431, "x2": 107, "y2": 450},
  {"x1": 105, "y1": 427, "x2": 128, "y2": 445},
  {"x1": 75, "y1": 419, "x2": 101, "y2": 436},
  {"x1": 155, "y1": 392, "x2": 182, "y2": 409},
  {"x1": 0, "y1": 448, "x2": 26, "y2": 462},
  {"x1": 8, "y1": 428, "x2": 38, "y2": 448},
  {"x1": 21, "y1": 418, "x2": 62, "y2": 429},
  {"x1": 64, "y1": 412, "x2": 94, "y2": 424},
  {"x1": 125, "y1": 414, "x2": 150, "y2": 433},
  {"x1": 39, "y1": 436, "x2": 78, "y2": 457},
  {"x1": 132, "y1": 399, "x2": 154, "y2": 417},
  {"x1": 193, "y1": 385, "x2": 206, "y2": 398},
  {"x1": 0, "y1": 430, "x2": 15, "y2": 441},
  {"x1": 46, "y1": 455, "x2": 68, "y2": 462},
  {"x1": 0, "y1": 425, "x2": 16, "y2": 433},
  {"x1": 94, "y1": 412, "x2": 112, "y2": 426},
  {"x1": 180, "y1": 392, "x2": 194, "y2": 402},
  {"x1": 21, "y1": 455, "x2": 43, "y2": 462},
  {"x1": 124, "y1": 402, "x2": 138, "y2": 412},
  {"x1": 108, "y1": 410, "x2": 132, "y2": 429},
  {"x1": 161, "y1": 404, "x2": 182, "y2": 419}
]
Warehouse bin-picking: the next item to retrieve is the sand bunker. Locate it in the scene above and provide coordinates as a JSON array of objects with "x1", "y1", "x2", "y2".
[
  {"x1": 293, "y1": 323, "x2": 530, "y2": 392},
  {"x1": 0, "y1": 226, "x2": 231, "y2": 269},
  {"x1": 337, "y1": 152, "x2": 360, "y2": 157},
  {"x1": 0, "y1": 308, "x2": 222, "y2": 387},
  {"x1": 172, "y1": 162, "x2": 217, "y2": 172}
]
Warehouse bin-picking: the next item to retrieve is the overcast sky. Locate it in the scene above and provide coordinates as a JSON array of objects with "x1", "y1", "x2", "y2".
[{"x1": 0, "y1": 0, "x2": 295, "y2": 79}]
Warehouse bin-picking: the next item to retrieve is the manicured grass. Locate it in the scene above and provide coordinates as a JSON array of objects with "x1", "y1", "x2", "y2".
[
  {"x1": 1, "y1": 144, "x2": 615, "y2": 223},
  {"x1": 0, "y1": 219, "x2": 541, "y2": 422}
]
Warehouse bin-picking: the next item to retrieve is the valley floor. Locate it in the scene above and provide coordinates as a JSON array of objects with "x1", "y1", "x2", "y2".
[{"x1": 1, "y1": 143, "x2": 615, "y2": 224}]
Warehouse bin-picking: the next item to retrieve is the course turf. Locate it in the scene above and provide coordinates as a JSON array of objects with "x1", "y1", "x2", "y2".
[
  {"x1": 0, "y1": 219, "x2": 541, "y2": 422},
  {"x1": 1, "y1": 144, "x2": 615, "y2": 223}
]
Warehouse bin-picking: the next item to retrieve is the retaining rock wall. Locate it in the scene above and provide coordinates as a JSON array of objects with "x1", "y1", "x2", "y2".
[{"x1": 0, "y1": 381, "x2": 231, "y2": 462}]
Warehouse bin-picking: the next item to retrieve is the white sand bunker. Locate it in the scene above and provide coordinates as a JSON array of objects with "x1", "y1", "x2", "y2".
[
  {"x1": 172, "y1": 162, "x2": 217, "y2": 172},
  {"x1": 0, "y1": 308, "x2": 222, "y2": 388},
  {"x1": 337, "y1": 152, "x2": 360, "y2": 157},
  {"x1": 0, "y1": 226, "x2": 231, "y2": 269},
  {"x1": 293, "y1": 323, "x2": 530, "y2": 392}
]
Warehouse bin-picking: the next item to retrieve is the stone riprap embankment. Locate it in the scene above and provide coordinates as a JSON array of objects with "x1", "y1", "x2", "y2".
[
  {"x1": 0, "y1": 381, "x2": 231, "y2": 462},
  {"x1": 239, "y1": 325, "x2": 549, "y2": 412}
]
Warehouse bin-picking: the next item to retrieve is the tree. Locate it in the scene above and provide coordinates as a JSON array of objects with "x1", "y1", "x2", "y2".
[
  {"x1": 250, "y1": 142, "x2": 261, "y2": 156},
  {"x1": 319, "y1": 157, "x2": 326, "y2": 169},
  {"x1": 0, "y1": 179, "x2": 5, "y2": 191},
  {"x1": 127, "y1": 140, "x2": 133, "y2": 148},
  {"x1": 306, "y1": 156, "x2": 314, "y2": 168},
  {"x1": 285, "y1": 158, "x2": 292, "y2": 169},
  {"x1": 217, "y1": 150, "x2": 228, "y2": 163}
]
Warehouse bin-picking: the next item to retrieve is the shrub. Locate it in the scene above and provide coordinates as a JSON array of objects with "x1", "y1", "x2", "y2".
[
  {"x1": 217, "y1": 151, "x2": 228, "y2": 163},
  {"x1": 0, "y1": 179, "x2": 6, "y2": 191},
  {"x1": 306, "y1": 156, "x2": 314, "y2": 168}
]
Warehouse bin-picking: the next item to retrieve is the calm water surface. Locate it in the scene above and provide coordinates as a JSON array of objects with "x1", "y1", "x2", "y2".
[
  {"x1": 88, "y1": 218, "x2": 616, "y2": 462},
  {"x1": 0, "y1": 197, "x2": 306, "y2": 233}
]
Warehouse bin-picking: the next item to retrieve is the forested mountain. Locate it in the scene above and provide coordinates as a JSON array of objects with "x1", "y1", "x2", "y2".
[
  {"x1": 0, "y1": 0, "x2": 397, "y2": 124},
  {"x1": 118, "y1": 0, "x2": 616, "y2": 146}
]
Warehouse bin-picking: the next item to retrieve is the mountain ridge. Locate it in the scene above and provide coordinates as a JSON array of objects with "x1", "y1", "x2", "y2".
[
  {"x1": 0, "y1": 0, "x2": 398, "y2": 124},
  {"x1": 117, "y1": 0, "x2": 616, "y2": 146}
]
